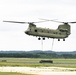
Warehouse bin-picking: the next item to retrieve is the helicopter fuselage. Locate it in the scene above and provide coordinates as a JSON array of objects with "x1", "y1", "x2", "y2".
[
  {"x1": 3, "y1": 20, "x2": 71, "y2": 41},
  {"x1": 25, "y1": 23, "x2": 71, "y2": 41}
]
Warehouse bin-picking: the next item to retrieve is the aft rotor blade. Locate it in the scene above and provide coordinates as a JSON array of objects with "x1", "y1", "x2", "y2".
[
  {"x1": 3, "y1": 21, "x2": 26, "y2": 24},
  {"x1": 39, "y1": 18, "x2": 62, "y2": 23},
  {"x1": 40, "y1": 18, "x2": 76, "y2": 24},
  {"x1": 69, "y1": 22, "x2": 76, "y2": 23}
]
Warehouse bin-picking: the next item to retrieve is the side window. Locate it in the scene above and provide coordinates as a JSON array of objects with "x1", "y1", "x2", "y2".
[
  {"x1": 47, "y1": 30, "x2": 50, "y2": 33},
  {"x1": 30, "y1": 29, "x2": 31, "y2": 31},
  {"x1": 35, "y1": 29, "x2": 37, "y2": 32},
  {"x1": 42, "y1": 30, "x2": 43, "y2": 32},
  {"x1": 53, "y1": 32, "x2": 58, "y2": 34},
  {"x1": 55, "y1": 32, "x2": 58, "y2": 34},
  {"x1": 59, "y1": 33, "x2": 61, "y2": 35}
]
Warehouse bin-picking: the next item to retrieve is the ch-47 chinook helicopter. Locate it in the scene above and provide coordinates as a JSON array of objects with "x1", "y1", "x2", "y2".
[{"x1": 3, "y1": 19, "x2": 76, "y2": 41}]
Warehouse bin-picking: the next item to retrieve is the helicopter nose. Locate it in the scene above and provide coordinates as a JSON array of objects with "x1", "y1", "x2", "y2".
[{"x1": 25, "y1": 31, "x2": 28, "y2": 34}]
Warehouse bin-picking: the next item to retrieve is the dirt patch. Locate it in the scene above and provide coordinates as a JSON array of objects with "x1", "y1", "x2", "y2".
[{"x1": 0, "y1": 67, "x2": 76, "y2": 75}]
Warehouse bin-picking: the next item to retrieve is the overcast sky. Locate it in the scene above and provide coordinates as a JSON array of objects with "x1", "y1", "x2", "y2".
[{"x1": 0, "y1": 0, "x2": 76, "y2": 51}]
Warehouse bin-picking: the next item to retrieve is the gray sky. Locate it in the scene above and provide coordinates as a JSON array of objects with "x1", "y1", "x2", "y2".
[{"x1": 0, "y1": 0, "x2": 76, "y2": 51}]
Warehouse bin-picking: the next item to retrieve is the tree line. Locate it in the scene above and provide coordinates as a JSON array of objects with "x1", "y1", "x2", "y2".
[{"x1": 0, "y1": 51, "x2": 76, "y2": 58}]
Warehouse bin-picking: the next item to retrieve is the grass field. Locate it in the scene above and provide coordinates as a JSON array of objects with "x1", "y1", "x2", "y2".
[
  {"x1": 0, "y1": 58, "x2": 76, "y2": 68},
  {"x1": 0, "y1": 72, "x2": 34, "y2": 75}
]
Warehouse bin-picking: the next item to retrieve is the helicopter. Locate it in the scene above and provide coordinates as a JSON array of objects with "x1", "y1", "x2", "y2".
[{"x1": 3, "y1": 19, "x2": 76, "y2": 41}]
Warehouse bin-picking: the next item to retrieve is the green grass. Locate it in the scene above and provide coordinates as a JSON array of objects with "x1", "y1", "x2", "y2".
[
  {"x1": 0, "y1": 72, "x2": 34, "y2": 75},
  {"x1": 0, "y1": 58, "x2": 76, "y2": 68}
]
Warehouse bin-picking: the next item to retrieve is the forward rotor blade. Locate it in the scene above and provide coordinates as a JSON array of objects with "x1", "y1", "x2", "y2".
[
  {"x1": 3, "y1": 20, "x2": 48, "y2": 24},
  {"x1": 3, "y1": 21, "x2": 26, "y2": 24},
  {"x1": 33, "y1": 20, "x2": 49, "y2": 23}
]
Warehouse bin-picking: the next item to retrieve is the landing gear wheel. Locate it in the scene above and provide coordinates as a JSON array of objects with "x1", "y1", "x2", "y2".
[
  {"x1": 38, "y1": 37, "x2": 41, "y2": 40},
  {"x1": 63, "y1": 38, "x2": 65, "y2": 41},
  {"x1": 43, "y1": 37, "x2": 45, "y2": 40},
  {"x1": 58, "y1": 39, "x2": 60, "y2": 41}
]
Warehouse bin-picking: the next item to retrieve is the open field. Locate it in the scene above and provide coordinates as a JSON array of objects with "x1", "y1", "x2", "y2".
[
  {"x1": 0, "y1": 72, "x2": 34, "y2": 75},
  {"x1": 0, "y1": 58, "x2": 76, "y2": 75},
  {"x1": 0, "y1": 58, "x2": 76, "y2": 68}
]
